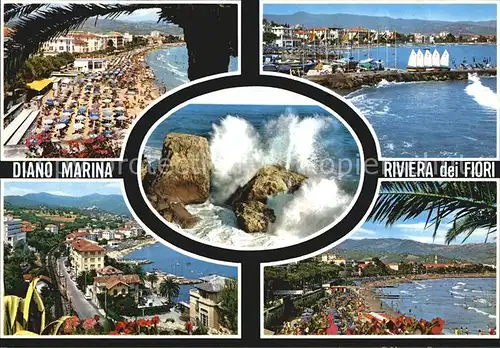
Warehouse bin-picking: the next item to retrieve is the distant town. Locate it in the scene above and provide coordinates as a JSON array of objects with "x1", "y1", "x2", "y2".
[
  {"x1": 3, "y1": 202, "x2": 237, "y2": 335},
  {"x1": 263, "y1": 19, "x2": 497, "y2": 48}
]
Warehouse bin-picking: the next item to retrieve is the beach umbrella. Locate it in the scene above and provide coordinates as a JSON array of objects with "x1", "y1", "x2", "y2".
[
  {"x1": 60, "y1": 117, "x2": 70, "y2": 123},
  {"x1": 116, "y1": 115, "x2": 126, "y2": 121},
  {"x1": 78, "y1": 106, "x2": 87, "y2": 113},
  {"x1": 71, "y1": 134, "x2": 83, "y2": 140},
  {"x1": 56, "y1": 123, "x2": 66, "y2": 130},
  {"x1": 103, "y1": 123, "x2": 113, "y2": 128},
  {"x1": 103, "y1": 98, "x2": 112, "y2": 104},
  {"x1": 114, "y1": 106, "x2": 125, "y2": 111},
  {"x1": 76, "y1": 115, "x2": 86, "y2": 121},
  {"x1": 43, "y1": 119, "x2": 54, "y2": 125},
  {"x1": 104, "y1": 130, "x2": 113, "y2": 137},
  {"x1": 63, "y1": 108, "x2": 73, "y2": 113},
  {"x1": 90, "y1": 115, "x2": 99, "y2": 121},
  {"x1": 43, "y1": 125, "x2": 52, "y2": 131},
  {"x1": 62, "y1": 111, "x2": 72, "y2": 117},
  {"x1": 74, "y1": 123, "x2": 84, "y2": 131},
  {"x1": 103, "y1": 116, "x2": 113, "y2": 121}
]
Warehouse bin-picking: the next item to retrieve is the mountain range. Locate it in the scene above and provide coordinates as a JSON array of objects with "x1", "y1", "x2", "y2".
[
  {"x1": 80, "y1": 18, "x2": 183, "y2": 36},
  {"x1": 264, "y1": 12, "x2": 497, "y2": 35},
  {"x1": 331, "y1": 238, "x2": 496, "y2": 264},
  {"x1": 5, "y1": 192, "x2": 130, "y2": 216}
]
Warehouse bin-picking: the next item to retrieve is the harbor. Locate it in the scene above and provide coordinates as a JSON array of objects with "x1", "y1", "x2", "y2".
[{"x1": 306, "y1": 67, "x2": 497, "y2": 95}]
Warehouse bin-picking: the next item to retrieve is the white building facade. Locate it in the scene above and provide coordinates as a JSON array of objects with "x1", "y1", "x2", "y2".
[{"x1": 4, "y1": 216, "x2": 26, "y2": 247}]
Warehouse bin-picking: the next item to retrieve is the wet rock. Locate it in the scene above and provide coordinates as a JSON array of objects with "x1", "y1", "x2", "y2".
[
  {"x1": 234, "y1": 201, "x2": 276, "y2": 233},
  {"x1": 149, "y1": 133, "x2": 211, "y2": 204},
  {"x1": 141, "y1": 158, "x2": 154, "y2": 192},
  {"x1": 156, "y1": 197, "x2": 197, "y2": 229},
  {"x1": 226, "y1": 165, "x2": 307, "y2": 207}
]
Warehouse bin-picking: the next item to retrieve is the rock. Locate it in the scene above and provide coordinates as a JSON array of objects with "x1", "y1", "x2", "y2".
[
  {"x1": 149, "y1": 133, "x2": 211, "y2": 204},
  {"x1": 226, "y1": 165, "x2": 307, "y2": 207},
  {"x1": 141, "y1": 158, "x2": 154, "y2": 192},
  {"x1": 156, "y1": 197, "x2": 197, "y2": 229},
  {"x1": 234, "y1": 201, "x2": 276, "y2": 233}
]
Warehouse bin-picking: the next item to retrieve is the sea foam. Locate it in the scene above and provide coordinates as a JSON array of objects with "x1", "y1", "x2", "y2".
[{"x1": 465, "y1": 73, "x2": 498, "y2": 110}]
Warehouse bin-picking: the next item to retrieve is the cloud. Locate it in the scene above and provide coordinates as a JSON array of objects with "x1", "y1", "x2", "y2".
[
  {"x1": 46, "y1": 191, "x2": 73, "y2": 196},
  {"x1": 358, "y1": 227, "x2": 376, "y2": 235},
  {"x1": 4, "y1": 186, "x2": 36, "y2": 196}
]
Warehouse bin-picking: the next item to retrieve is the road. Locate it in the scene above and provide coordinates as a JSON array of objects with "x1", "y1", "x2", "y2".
[{"x1": 59, "y1": 257, "x2": 101, "y2": 320}]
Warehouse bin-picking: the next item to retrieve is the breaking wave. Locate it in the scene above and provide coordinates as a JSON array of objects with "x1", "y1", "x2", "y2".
[{"x1": 465, "y1": 73, "x2": 498, "y2": 110}]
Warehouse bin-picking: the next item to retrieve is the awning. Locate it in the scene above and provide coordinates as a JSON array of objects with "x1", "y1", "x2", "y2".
[{"x1": 26, "y1": 79, "x2": 53, "y2": 91}]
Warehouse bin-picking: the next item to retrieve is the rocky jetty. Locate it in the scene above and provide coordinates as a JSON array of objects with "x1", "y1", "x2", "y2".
[
  {"x1": 227, "y1": 165, "x2": 307, "y2": 233},
  {"x1": 145, "y1": 133, "x2": 211, "y2": 228},
  {"x1": 306, "y1": 68, "x2": 497, "y2": 95}
]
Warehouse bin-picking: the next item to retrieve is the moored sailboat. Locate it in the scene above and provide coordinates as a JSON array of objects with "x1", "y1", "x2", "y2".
[
  {"x1": 424, "y1": 49, "x2": 433, "y2": 71},
  {"x1": 430, "y1": 49, "x2": 441, "y2": 71},
  {"x1": 416, "y1": 49, "x2": 425, "y2": 71},
  {"x1": 407, "y1": 49, "x2": 418, "y2": 71},
  {"x1": 440, "y1": 49, "x2": 450, "y2": 71}
]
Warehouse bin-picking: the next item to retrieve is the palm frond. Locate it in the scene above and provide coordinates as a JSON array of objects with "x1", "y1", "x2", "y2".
[
  {"x1": 445, "y1": 210, "x2": 497, "y2": 244},
  {"x1": 369, "y1": 182, "x2": 497, "y2": 244}
]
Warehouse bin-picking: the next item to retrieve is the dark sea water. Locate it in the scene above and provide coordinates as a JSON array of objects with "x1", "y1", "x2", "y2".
[
  {"x1": 125, "y1": 243, "x2": 238, "y2": 302},
  {"x1": 348, "y1": 76, "x2": 497, "y2": 157},
  {"x1": 146, "y1": 45, "x2": 239, "y2": 90},
  {"x1": 380, "y1": 278, "x2": 496, "y2": 334},
  {"x1": 144, "y1": 104, "x2": 360, "y2": 248}
]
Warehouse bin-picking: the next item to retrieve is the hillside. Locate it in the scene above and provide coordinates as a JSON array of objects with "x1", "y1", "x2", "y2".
[
  {"x1": 5, "y1": 192, "x2": 130, "y2": 216},
  {"x1": 263, "y1": 12, "x2": 497, "y2": 35},
  {"x1": 331, "y1": 238, "x2": 496, "y2": 264},
  {"x1": 80, "y1": 18, "x2": 183, "y2": 36}
]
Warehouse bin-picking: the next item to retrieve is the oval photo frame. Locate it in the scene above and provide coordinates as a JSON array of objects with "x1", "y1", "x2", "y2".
[{"x1": 122, "y1": 74, "x2": 381, "y2": 263}]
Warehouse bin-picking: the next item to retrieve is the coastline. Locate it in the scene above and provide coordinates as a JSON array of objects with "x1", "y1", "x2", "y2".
[
  {"x1": 142, "y1": 42, "x2": 186, "y2": 91},
  {"x1": 107, "y1": 237, "x2": 158, "y2": 259},
  {"x1": 358, "y1": 272, "x2": 496, "y2": 319}
]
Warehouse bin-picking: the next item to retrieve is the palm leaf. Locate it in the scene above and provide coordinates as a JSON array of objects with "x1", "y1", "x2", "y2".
[
  {"x1": 368, "y1": 182, "x2": 496, "y2": 244},
  {"x1": 3, "y1": 295, "x2": 23, "y2": 335},
  {"x1": 42, "y1": 316, "x2": 73, "y2": 335}
]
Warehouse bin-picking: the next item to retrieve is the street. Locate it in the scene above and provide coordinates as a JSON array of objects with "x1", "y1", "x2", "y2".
[{"x1": 59, "y1": 257, "x2": 101, "y2": 320}]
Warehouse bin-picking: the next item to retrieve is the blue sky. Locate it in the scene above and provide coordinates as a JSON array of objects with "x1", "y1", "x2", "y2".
[
  {"x1": 3, "y1": 182, "x2": 122, "y2": 197},
  {"x1": 263, "y1": 4, "x2": 497, "y2": 22},
  {"x1": 352, "y1": 216, "x2": 494, "y2": 245},
  {"x1": 116, "y1": 8, "x2": 161, "y2": 22}
]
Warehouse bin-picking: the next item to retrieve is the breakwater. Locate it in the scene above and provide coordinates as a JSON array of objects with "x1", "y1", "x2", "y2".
[{"x1": 306, "y1": 68, "x2": 497, "y2": 95}]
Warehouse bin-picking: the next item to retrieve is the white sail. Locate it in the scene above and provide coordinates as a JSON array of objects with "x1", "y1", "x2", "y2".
[
  {"x1": 432, "y1": 49, "x2": 440, "y2": 67},
  {"x1": 416, "y1": 49, "x2": 424, "y2": 68},
  {"x1": 407, "y1": 49, "x2": 417, "y2": 68},
  {"x1": 440, "y1": 49, "x2": 450, "y2": 67},
  {"x1": 424, "y1": 49, "x2": 433, "y2": 67}
]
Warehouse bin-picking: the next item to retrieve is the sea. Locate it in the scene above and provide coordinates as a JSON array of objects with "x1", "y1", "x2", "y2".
[
  {"x1": 379, "y1": 278, "x2": 497, "y2": 334},
  {"x1": 144, "y1": 104, "x2": 360, "y2": 248},
  {"x1": 125, "y1": 243, "x2": 238, "y2": 303},
  {"x1": 146, "y1": 45, "x2": 239, "y2": 90},
  {"x1": 345, "y1": 44, "x2": 498, "y2": 158}
]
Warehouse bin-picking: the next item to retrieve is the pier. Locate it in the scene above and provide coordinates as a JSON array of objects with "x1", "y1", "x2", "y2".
[
  {"x1": 306, "y1": 68, "x2": 497, "y2": 95},
  {"x1": 116, "y1": 258, "x2": 153, "y2": 265}
]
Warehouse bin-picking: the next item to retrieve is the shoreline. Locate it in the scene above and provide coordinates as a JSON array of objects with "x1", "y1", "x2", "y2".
[
  {"x1": 306, "y1": 68, "x2": 497, "y2": 95},
  {"x1": 359, "y1": 272, "x2": 496, "y2": 319},
  {"x1": 142, "y1": 42, "x2": 186, "y2": 91},
  {"x1": 107, "y1": 237, "x2": 158, "y2": 259}
]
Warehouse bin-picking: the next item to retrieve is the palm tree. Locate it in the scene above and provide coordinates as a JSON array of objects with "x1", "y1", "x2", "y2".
[
  {"x1": 146, "y1": 273, "x2": 159, "y2": 292},
  {"x1": 158, "y1": 278, "x2": 180, "y2": 305},
  {"x1": 368, "y1": 182, "x2": 497, "y2": 244},
  {"x1": 130, "y1": 264, "x2": 146, "y2": 282},
  {"x1": 4, "y1": 3, "x2": 237, "y2": 84}
]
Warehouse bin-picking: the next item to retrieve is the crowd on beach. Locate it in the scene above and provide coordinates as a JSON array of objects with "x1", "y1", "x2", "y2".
[
  {"x1": 25, "y1": 49, "x2": 161, "y2": 156},
  {"x1": 273, "y1": 287, "x2": 496, "y2": 336}
]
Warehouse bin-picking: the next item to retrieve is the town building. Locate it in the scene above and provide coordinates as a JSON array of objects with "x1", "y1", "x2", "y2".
[
  {"x1": 386, "y1": 262, "x2": 400, "y2": 271},
  {"x1": 150, "y1": 30, "x2": 162, "y2": 37},
  {"x1": 70, "y1": 238, "x2": 105, "y2": 276},
  {"x1": 92, "y1": 274, "x2": 142, "y2": 306},
  {"x1": 319, "y1": 253, "x2": 346, "y2": 266},
  {"x1": 66, "y1": 231, "x2": 89, "y2": 242},
  {"x1": 101, "y1": 229, "x2": 115, "y2": 240},
  {"x1": 73, "y1": 58, "x2": 108, "y2": 73},
  {"x1": 21, "y1": 221, "x2": 34, "y2": 233},
  {"x1": 3, "y1": 215, "x2": 26, "y2": 247},
  {"x1": 189, "y1": 275, "x2": 230, "y2": 330},
  {"x1": 96, "y1": 265, "x2": 124, "y2": 277},
  {"x1": 42, "y1": 35, "x2": 76, "y2": 53},
  {"x1": 45, "y1": 224, "x2": 59, "y2": 233}
]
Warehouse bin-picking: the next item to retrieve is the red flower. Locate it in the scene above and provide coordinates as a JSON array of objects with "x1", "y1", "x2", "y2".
[
  {"x1": 115, "y1": 321, "x2": 126, "y2": 332},
  {"x1": 430, "y1": 317, "x2": 445, "y2": 335},
  {"x1": 82, "y1": 318, "x2": 97, "y2": 330},
  {"x1": 109, "y1": 330, "x2": 120, "y2": 335},
  {"x1": 151, "y1": 316, "x2": 160, "y2": 325}
]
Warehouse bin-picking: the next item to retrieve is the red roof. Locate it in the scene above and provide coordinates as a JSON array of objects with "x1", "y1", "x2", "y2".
[
  {"x1": 66, "y1": 231, "x2": 88, "y2": 239},
  {"x1": 424, "y1": 264, "x2": 450, "y2": 269},
  {"x1": 71, "y1": 238, "x2": 105, "y2": 252},
  {"x1": 94, "y1": 274, "x2": 141, "y2": 289}
]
